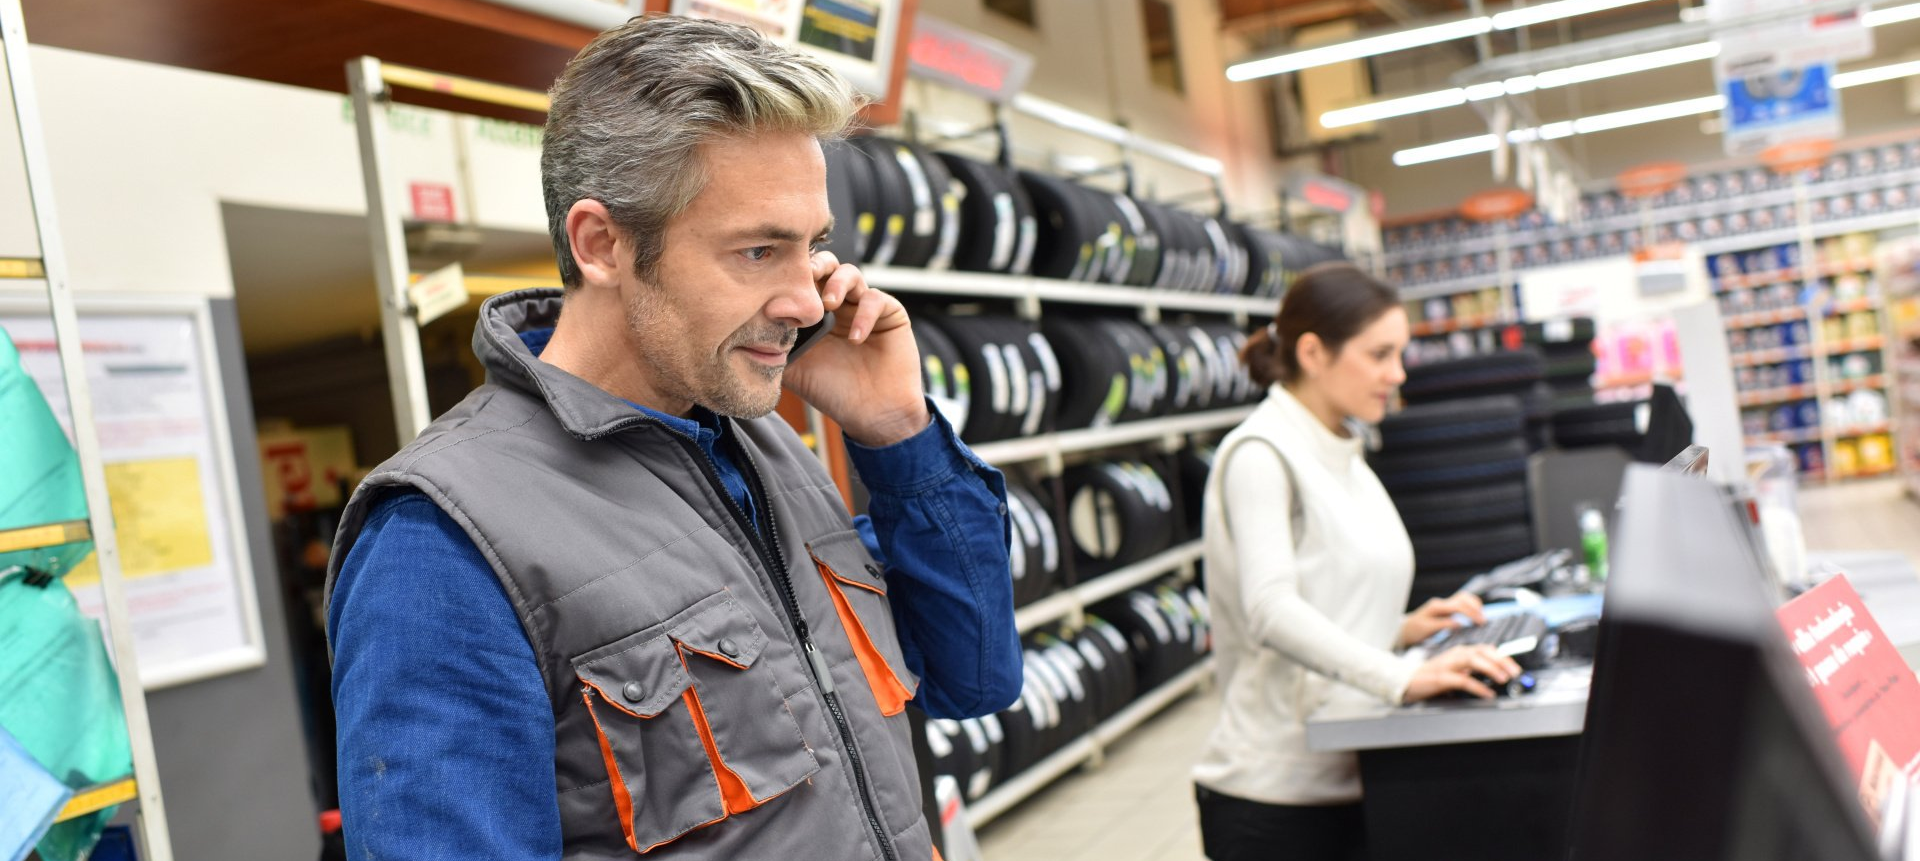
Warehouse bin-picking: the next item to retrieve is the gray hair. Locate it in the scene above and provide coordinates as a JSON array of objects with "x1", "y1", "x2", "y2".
[{"x1": 542, "y1": 14, "x2": 866, "y2": 288}]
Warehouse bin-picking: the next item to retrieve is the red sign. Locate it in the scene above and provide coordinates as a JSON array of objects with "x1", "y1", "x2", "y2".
[
  {"x1": 1777, "y1": 574, "x2": 1920, "y2": 829},
  {"x1": 1460, "y1": 188, "x2": 1533, "y2": 222},
  {"x1": 906, "y1": 15, "x2": 1034, "y2": 105},
  {"x1": 409, "y1": 182, "x2": 457, "y2": 223},
  {"x1": 1616, "y1": 161, "x2": 1686, "y2": 199}
]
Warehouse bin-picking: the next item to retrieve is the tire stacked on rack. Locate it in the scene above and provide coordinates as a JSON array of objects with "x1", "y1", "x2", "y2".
[
  {"x1": 1234, "y1": 226, "x2": 1347, "y2": 300},
  {"x1": 1400, "y1": 347, "x2": 1552, "y2": 448},
  {"x1": 933, "y1": 580, "x2": 1211, "y2": 806},
  {"x1": 914, "y1": 314, "x2": 1062, "y2": 444},
  {"x1": 1518, "y1": 318, "x2": 1599, "y2": 409},
  {"x1": 1005, "y1": 477, "x2": 1065, "y2": 609},
  {"x1": 1547, "y1": 383, "x2": 1692, "y2": 463},
  {"x1": 935, "y1": 152, "x2": 1039, "y2": 276},
  {"x1": 1061, "y1": 458, "x2": 1177, "y2": 576},
  {"x1": 1369, "y1": 395, "x2": 1535, "y2": 606},
  {"x1": 835, "y1": 135, "x2": 964, "y2": 270}
]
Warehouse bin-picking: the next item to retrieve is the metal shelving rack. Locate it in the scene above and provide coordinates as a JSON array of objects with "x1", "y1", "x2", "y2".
[{"x1": 1, "y1": 1, "x2": 173, "y2": 856}]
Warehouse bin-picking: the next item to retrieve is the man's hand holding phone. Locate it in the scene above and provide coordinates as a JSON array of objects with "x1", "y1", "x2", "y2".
[{"x1": 780, "y1": 250, "x2": 930, "y2": 448}]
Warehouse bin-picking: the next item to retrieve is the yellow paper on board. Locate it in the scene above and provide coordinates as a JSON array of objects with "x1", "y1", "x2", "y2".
[{"x1": 66, "y1": 457, "x2": 213, "y2": 585}]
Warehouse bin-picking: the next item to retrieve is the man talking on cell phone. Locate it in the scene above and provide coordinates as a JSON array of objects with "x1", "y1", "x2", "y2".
[{"x1": 324, "y1": 15, "x2": 1022, "y2": 860}]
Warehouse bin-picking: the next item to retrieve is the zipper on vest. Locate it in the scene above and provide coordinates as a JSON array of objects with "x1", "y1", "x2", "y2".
[{"x1": 674, "y1": 430, "x2": 901, "y2": 861}]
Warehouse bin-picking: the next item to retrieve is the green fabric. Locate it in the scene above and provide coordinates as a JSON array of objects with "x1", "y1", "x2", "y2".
[
  {"x1": 0, "y1": 327, "x2": 126, "y2": 861},
  {"x1": 0, "y1": 571, "x2": 130, "y2": 861},
  {"x1": 0, "y1": 328, "x2": 94, "y2": 578}
]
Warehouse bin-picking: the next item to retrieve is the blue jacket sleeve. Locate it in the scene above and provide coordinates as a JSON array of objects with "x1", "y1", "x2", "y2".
[
  {"x1": 844, "y1": 407, "x2": 1023, "y2": 719},
  {"x1": 328, "y1": 492, "x2": 562, "y2": 861}
]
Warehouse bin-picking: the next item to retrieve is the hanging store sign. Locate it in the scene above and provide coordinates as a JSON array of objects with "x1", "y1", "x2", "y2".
[
  {"x1": 673, "y1": 0, "x2": 906, "y2": 102},
  {"x1": 907, "y1": 15, "x2": 1034, "y2": 105},
  {"x1": 1717, "y1": 59, "x2": 1841, "y2": 157}
]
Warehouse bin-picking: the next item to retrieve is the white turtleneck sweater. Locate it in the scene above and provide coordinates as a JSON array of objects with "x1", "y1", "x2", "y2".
[{"x1": 1192, "y1": 384, "x2": 1418, "y2": 806}]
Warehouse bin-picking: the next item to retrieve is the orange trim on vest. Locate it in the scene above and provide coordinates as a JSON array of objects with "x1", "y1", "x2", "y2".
[
  {"x1": 814, "y1": 557, "x2": 915, "y2": 717},
  {"x1": 682, "y1": 683, "x2": 760, "y2": 815},
  {"x1": 581, "y1": 688, "x2": 640, "y2": 853}
]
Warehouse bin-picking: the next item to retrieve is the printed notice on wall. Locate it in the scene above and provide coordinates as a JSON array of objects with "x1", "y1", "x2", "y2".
[
  {"x1": 0, "y1": 306, "x2": 263, "y2": 689},
  {"x1": 1776, "y1": 574, "x2": 1920, "y2": 831}
]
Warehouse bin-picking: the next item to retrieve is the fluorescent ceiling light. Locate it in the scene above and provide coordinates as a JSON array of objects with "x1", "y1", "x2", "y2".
[
  {"x1": 1228, "y1": 18, "x2": 1492, "y2": 81},
  {"x1": 1491, "y1": 0, "x2": 1657, "y2": 30},
  {"x1": 1573, "y1": 94, "x2": 1725, "y2": 132},
  {"x1": 1394, "y1": 135, "x2": 1501, "y2": 165},
  {"x1": 1321, "y1": 42, "x2": 1717, "y2": 128},
  {"x1": 1317, "y1": 0, "x2": 1920, "y2": 128},
  {"x1": 1833, "y1": 58, "x2": 1920, "y2": 86},
  {"x1": 1863, "y1": 1, "x2": 1920, "y2": 25},
  {"x1": 1390, "y1": 56, "x2": 1920, "y2": 166},
  {"x1": 1321, "y1": 89, "x2": 1470, "y2": 127}
]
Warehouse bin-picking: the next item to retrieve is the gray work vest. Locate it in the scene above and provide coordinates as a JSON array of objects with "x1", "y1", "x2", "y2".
[{"x1": 327, "y1": 290, "x2": 932, "y2": 860}]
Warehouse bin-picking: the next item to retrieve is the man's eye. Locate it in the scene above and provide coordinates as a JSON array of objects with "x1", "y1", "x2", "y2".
[{"x1": 742, "y1": 246, "x2": 773, "y2": 262}]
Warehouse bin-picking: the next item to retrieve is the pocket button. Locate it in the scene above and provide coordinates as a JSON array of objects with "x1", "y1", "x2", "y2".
[
  {"x1": 622, "y1": 681, "x2": 646, "y2": 703},
  {"x1": 864, "y1": 563, "x2": 883, "y2": 579},
  {"x1": 719, "y1": 638, "x2": 741, "y2": 659}
]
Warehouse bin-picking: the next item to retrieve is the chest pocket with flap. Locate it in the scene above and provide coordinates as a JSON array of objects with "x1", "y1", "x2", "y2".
[{"x1": 574, "y1": 591, "x2": 819, "y2": 854}]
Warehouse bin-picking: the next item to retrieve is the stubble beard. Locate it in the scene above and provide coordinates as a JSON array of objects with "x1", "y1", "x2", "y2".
[{"x1": 625, "y1": 284, "x2": 793, "y2": 420}]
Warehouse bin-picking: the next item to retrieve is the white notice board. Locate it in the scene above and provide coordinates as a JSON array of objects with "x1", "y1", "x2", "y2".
[{"x1": 0, "y1": 294, "x2": 265, "y2": 689}]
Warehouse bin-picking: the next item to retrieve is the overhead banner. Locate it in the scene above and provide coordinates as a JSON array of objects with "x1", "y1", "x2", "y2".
[
  {"x1": 1717, "y1": 60, "x2": 1841, "y2": 156},
  {"x1": 907, "y1": 14, "x2": 1034, "y2": 105},
  {"x1": 673, "y1": 0, "x2": 905, "y2": 101}
]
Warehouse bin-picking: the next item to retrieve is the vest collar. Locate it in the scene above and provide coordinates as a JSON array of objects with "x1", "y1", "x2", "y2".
[{"x1": 474, "y1": 288, "x2": 665, "y2": 441}]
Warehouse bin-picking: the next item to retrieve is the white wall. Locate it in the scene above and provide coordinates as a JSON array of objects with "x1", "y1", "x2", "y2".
[{"x1": 0, "y1": 46, "x2": 546, "y2": 300}]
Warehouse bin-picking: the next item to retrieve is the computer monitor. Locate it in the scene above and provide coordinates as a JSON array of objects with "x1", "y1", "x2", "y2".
[{"x1": 1565, "y1": 465, "x2": 1877, "y2": 861}]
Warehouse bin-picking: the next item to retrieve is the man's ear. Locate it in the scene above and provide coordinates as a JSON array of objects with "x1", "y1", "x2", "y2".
[{"x1": 565, "y1": 199, "x2": 625, "y2": 289}]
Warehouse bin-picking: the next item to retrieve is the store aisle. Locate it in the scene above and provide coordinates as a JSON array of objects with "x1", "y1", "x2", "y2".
[
  {"x1": 973, "y1": 478, "x2": 1920, "y2": 861},
  {"x1": 975, "y1": 687, "x2": 1218, "y2": 861}
]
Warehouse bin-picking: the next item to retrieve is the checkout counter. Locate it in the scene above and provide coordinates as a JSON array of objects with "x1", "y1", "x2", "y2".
[{"x1": 1303, "y1": 551, "x2": 1920, "y2": 861}]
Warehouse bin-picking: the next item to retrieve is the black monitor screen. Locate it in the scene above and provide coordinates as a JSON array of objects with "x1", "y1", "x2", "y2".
[{"x1": 1565, "y1": 466, "x2": 1876, "y2": 861}]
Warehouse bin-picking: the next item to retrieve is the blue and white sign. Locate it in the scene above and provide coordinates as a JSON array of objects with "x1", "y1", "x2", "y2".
[{"x1": 1718, "y1": 60, "x2": 1841, "y2": 156}]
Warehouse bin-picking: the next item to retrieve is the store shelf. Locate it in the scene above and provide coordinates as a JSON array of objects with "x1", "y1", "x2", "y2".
[
  {"x1": 1825, "y1": 297, "x2": 1881, "y2": 316},
  {"x1": 1400, "y1": 278, "x2": 1506, "y2": 303},
  {"x1": 1731, "y1": 347, "x2": 1810, "y2": 367},
  {"x1": 968, "y1": 656, "x2": 1215, "y2": 828},
  {"x1": 1716, "y1": 260, "x2": 1875, "y2": 292},
  {"x1": 1832, "y1": 374, "x2": 1889, "y2": 396},
  {"x1": 1739, "y1": 383, "x2": 1818, "y2": 407},
  {"x1": 1724, "y1": 307, "x2": 1807, "y2": 329},
  {"x1": 863, "y1": 266, "x2": 1275, "y2": 318},
  {"x1": 1752, "y1": 427, "x2": 1822, "y2": 445},
  {"x1": 1834, "y1": 421, "x2": 1894, "y2": 438},
  {"x1": 1409, "y1": 315, "x2": 1512, "y2": 337},
  {"x1": 54, "y1": 777, "x2": 138, "y2": 823},
  {"x1": 969, "y1": 407, "x2": 1255, "y2": 466},
  {"x1": 1014, "y1": 541, "x2": 1203, "y2": 634},
  {"x1": 1828, "y1": 336, "x2": 1886, "y2": 354}
]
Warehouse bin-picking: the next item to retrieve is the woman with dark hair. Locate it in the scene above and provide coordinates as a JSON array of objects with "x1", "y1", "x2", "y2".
[{"x1": 1191, "y1": 263, "x2": 1523, "y2": 861}]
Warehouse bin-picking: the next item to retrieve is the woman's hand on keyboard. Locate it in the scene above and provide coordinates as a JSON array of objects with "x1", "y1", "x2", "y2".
[
  {"x1": 1398, "y1": 592, "x2": 1487, "y2": 648},
  {"x1": 1403, "y1": 645, "x2": 1524, "y2": 702}
]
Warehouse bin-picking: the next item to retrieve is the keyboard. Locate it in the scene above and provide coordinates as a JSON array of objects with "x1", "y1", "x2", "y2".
[{"x1": 1428, "y1": 611, "x2": 1551, "y2": 668}]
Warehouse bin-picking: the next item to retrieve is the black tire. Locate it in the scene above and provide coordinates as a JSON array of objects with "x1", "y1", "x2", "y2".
[
  {"x1": 1410, "y1": 522, "x2": 1535, "y2": 571},
  {"x1": 912, "y1": 318, "x2": 971, "y2": 437},
  {"x1": 859, "y1": 137, "x2": 940, "y2": 268},
  {"x1": 1042, "y1": 317, "x2": 1130, "y2": 430},
  {"x1": 1551, "y1": 400, "x2": 1645, "y2": 449},
  {"x1": 848, "y1": 137, "x2": 912, "y2": 267},
  {"x1": 938, "y1": 152, "x2": 1020, "y2": 274},
  {"x1": 1376, "y1": 395, "x2": 1527, "y2": 452},
  {"x1": 821, "y1": 140, "x2": 866, "y2": 263},
  {"x1": 1391, "y1": 479, "x2": 1529, "y2": 534},
  {"x1": 1374, "y1": 437, "x2": 1530, "y2": 493},
  {"x1": 1018, "y1": 171, "x2": 1099, "y2": 281},
  {"x1": 1401, "y1": 350, "x2": 1547, "y2": 404}
]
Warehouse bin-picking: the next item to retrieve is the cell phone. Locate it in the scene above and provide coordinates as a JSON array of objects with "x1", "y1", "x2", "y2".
[{"x1": 788, "y1": 309, "x2": 835, "y2": 362}]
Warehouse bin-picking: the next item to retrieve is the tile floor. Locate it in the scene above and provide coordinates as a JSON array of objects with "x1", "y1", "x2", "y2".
[{"x1": 972, "y1": 478, "x2": 1920, "y2": 861}]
